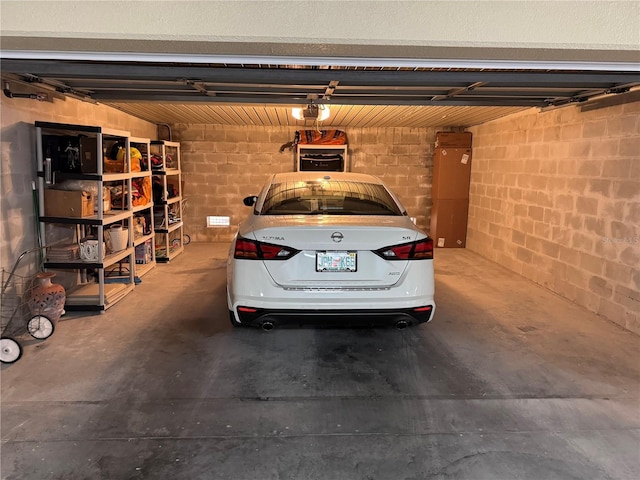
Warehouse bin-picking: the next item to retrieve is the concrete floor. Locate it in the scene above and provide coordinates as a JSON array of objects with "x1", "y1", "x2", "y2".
[{"x1": 1, "y1": 243, "x2": 639, "y2": 480}]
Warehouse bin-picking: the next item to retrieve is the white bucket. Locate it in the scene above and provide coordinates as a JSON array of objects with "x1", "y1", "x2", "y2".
[{"x1": 110, "y1": 225, "x2": 128, "y2": 252}]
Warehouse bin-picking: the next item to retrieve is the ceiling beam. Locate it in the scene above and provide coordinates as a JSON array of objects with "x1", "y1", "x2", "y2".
[
  {"x1": 88, "y1": 92, "x2": 546, "y2": 107},
  {"x1": 2, "y1": 60, "x2": 639, "y2": 87}
]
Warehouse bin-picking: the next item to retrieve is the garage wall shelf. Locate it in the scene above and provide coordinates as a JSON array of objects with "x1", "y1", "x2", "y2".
[
  {"x1": 151, "y1": 140, "x2": 184, "y2": 263},
  {"x1": 296, "y1": 144, "x2": 349, "y2": 172},
  {"x1": 35, "y1": 121, "x2": 143, "y2": 311}
]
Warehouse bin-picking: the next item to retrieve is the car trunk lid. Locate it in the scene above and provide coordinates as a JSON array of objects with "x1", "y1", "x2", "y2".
[{"x1": 241, "y1": 216, "x2": 421, "y2": 288}]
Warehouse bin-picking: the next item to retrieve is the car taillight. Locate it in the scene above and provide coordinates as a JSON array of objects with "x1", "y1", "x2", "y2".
[
  {"x1": 374, "y1": 238, "x2": 433, "y2": 260},
  {"x1": 413, "y1": 306, "x2": 433, "y2": 313},
  {"x1": 234, "y1": 236, "x2": 299, "y2": 260}
]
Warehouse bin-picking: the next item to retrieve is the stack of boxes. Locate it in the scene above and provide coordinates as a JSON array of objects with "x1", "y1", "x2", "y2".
[{"x1": 430, "y1": 132, "x2": 473, "y2": 248}]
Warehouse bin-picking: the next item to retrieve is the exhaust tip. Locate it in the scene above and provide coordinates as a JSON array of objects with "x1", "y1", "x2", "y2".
[
  {"x1": 261, "y1": 321, "x2": 275, "y2": 332},
  {"x1": 395, "y1": 320, "x2": 409, "y2": 330}
]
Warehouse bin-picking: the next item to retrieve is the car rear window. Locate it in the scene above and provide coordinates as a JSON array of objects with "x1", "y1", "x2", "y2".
[{"x1": 260, "y1": 180, "x2": 403, "y2": 216}]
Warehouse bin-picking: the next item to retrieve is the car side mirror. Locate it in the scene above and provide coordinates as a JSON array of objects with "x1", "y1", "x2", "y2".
[{"x1": 243, "y1": 195, "x2": 258, "y2": 207}]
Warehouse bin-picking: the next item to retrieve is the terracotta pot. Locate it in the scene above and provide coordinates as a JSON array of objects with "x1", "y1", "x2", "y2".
[{"x1": 29, "y1": 272, "x2": 66, "y2": 324}]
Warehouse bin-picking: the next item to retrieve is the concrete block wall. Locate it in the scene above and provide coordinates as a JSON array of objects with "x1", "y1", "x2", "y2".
[
  {"x1": 0, "y1": 89, "x2": 156, "y2": 271},
  {"x1": 467, "y1": 101, "x2": 640, "y2": 333},
  {"x1": 173, "y1": 125, "x2": 437, "y2": 243}
]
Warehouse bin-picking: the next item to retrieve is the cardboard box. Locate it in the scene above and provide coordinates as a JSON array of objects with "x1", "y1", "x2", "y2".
[
  {"x1": 433, "y1": 148, "x2": 472, "y2": 199},
  {"x1": 435, "y1": 131, "x2": 472, "y2": 148},
  {"x1": 44, "y1": 189, "x2": 94, "y2": 217},
  {"x1": 430, "y1": 199, "x2": 469, "y2": 248}
]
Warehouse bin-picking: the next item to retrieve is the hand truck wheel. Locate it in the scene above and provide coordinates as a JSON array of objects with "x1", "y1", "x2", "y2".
[
  {"x1": 27, "y1": 315, "x2": 55, "y2": 340},
  {"x1": 0, "y1": 337, "x2": 22, "y2": 364}
]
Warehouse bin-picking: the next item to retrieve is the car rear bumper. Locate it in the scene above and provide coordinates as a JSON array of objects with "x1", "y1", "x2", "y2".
[
  {"x1": 227, "y1": 255, "x2": 435, "y2": 328},
  {"x1": 233, "y1": 305, "x2": 434, "y2": 329}
]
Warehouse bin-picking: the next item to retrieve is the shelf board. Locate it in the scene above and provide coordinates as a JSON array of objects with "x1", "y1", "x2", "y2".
[
  {"x1": 41, "y1": 209, "x2": 132, "y2": 226},
  {"x1": 134, "y1": 261, "x2": 156, "y2": 277},
  {"x1": 297, "y1": 144, "x2": 348, "y2": 151},
  {"x1": 130, "y1": 136, "x2": 150, "y2": 144},
  {"x1": 103, "y1": 172, "x2": 131, "y2": 182},
  {"x1": 132, "y1": 203, "x2": 153, "y2": 214},
  {"x1": 131, "y1": 170, "x2": 152, "y2": 179},
  {"x1": 133, "y1": 233, "x2": 154, "y2": 246},
  {"x1": 36, "y1": 122, "x2": 102, "y2": 134},
  {"x1": 104, "y1": 247, "x2": 135, "y2": 268},
  {"x1": 102, "y1": 210, "x2": 134, "y2": 225},
  {"x1": 65, "y1": 282, "x2": 134, "y2": 309},
  {"x1": 152, "y1": 168, "x2": 181, "y2": 176},
  {"x1": 156, "y1": 244, "x2": 184, "y2": 263},
  {"x1": 45, "y1": 247, "x2": 134, "y2": 269},
  {"x1": 155, "y1": 221, "x2": 183, "y2": 234},
  {"x1": 155, "y1": 196, "x2": 181, "y2": 206},
  {"x1": 54, "y1": 172, "x2": 130, "y2": 181},
  {"x1": 40, "y1": 216, "x2": 101, "y2": 226}
]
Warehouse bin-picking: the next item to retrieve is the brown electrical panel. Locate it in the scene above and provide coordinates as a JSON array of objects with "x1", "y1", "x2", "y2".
[{"x1": 431, "y1": 132, "x2": 472, "y2": 248}]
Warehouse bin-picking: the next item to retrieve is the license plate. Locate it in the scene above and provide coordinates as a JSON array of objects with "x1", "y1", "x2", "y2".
[{"x1": 316, "y1": 251, "x2": 357, "y2": 272}]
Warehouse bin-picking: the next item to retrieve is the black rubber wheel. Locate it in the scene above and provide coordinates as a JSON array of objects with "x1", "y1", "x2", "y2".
[
  {"x1": 0, "y1": 337, "x2": 22, "y2": 364},
  {"x1": 183, "y1": 233, "x2": 191, "y2": 246}
]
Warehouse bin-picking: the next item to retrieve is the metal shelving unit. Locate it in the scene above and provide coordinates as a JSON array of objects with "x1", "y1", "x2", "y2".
[
  {"x1": 151, "y1": 140, "x2": 184, "y2": 263},
  {"x1": 35, "y1": 121, "x2": 137, "y2": 311}
]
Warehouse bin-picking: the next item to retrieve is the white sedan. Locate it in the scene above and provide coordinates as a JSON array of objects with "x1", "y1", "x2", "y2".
[{"x1": 226, "y1": 172, "x2": 435, "y2": 330}]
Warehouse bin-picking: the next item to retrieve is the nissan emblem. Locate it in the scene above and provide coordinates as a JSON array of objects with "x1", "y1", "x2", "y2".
[{"x1": 331, "y1": 232, "x2": 344, "y2": 243}]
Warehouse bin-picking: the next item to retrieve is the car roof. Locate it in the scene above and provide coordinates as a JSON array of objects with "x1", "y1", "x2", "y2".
[{"x1": 269, "y1": 171, "x2": 385, "y2": 185}]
